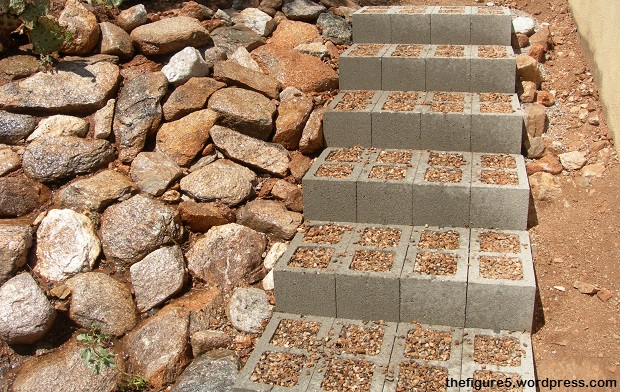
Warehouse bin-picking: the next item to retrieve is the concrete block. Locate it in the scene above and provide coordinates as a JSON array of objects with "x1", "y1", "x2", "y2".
[
  {"x1": 339, "y1": 44, "x2": 389, "y2": 90},
  {"x1": 324, "y1": 91, "x2": 382, "y2": 147},
  {"x1": 335, "y1": 239, "x2": 408, "y2": 321},
  {"x1": 469, "y1": 153, "x2": 529, "y2": 230},
  {"x1": 426, "y1": 45, "x2": 472, "y2": 92},
  {"x1": 357, "y1": 150, "x2": 422, "y2": 225},
  {"x1": 471, "y1": 93, "x2": 523, "y2": 154},
  {"x1": 460, "y1": 328, "x2": 535, "y2": 391},
  {"x1": 470, "y1": 45, "x2": 516, "y2": 93},
  {"x1": 390, "y1": 6, "x2": 432, "y2": 44},
  {"x1": 352, "y1": 6, "x2": 395, "y2": 44},
  {"x1": 307, "y1": 318, "x2": 398, "y2": 391},
  {"x1": 234, "y1": 312, "x2": 334, "y2": 391},
  {"x1": 384, "y1": 322, "x2": 463, "y2": 392},
  {"x1": 465, "y1": 228, "x2": 536, "y2": 331},
  {"x1": 371, "y1": 91, "x2": 425, "y2": 149},
  {"x1": 430, "y1": 6, "x2": 472, "y2": 45},
  {"x1": 420, "y1": 92, "x2": 472, "y2": 152},
  {"x1": 411, "y1": 151, "x2": 473, "y2": 228},
  {"x1": 381, "y1": 45, "x2": 429, "y2": 91},
  {"x1": 400, "y1": 226, "x2": 470, "y2": 327},
  {"x1": 471, "y1": 6, "x2": 512, "y2": 46}
]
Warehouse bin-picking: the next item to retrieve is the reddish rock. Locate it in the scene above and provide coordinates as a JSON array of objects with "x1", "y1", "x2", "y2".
[
  {"x1": 529, "y1": 172, "x2": 561, "y2": 201},
  {"x1": 269, "y1": 20, "x2": 322, "y2": 48},
  {"x1": 252, "y1": 43, "x2": 338, "y2": 93},
  {"x1": 536, "y1": 90, "x2": 555, "y2": 107},
  {"x1": 520, "y1": 81, "x2": 537, "y2": 103},
  {"x1": 526, "y1": 155, "x2": 563, "y2": 175},
  {"x1": 236, "y1": 199, "x2": 303, "y2": 240},
  {"x1": 178, "y1": 1, "x2": 214, "y2": 21},
  {"x1": 530, "y1": 25, "x2": 553, "y2": 49},
  {"x1": 299, "y1": 107, "x2": 325, "y2": 154},
  {"x1": 120, "y1": 55, "x2": 162, "y2": 81},
  {"x1": 269, "y1": 179, "x2": 303, "y2": 212},
  {"x1": 523, "y1": 102, "x2": 547, "y2": 137},
  {"x1": 274, "y1": 96, "x2": 314, "y2": 149},
  {"x1": 178, "y1": 200, "x2": 236, "y2": 232},
  {"x1": 0, "y1": 176, "x2": 47, "y2": 218},
  {"x1": 213, "y1": 60, "x2": 281, "y2": 99},
  {"x1": 516, "y1": 54, "x2": 543, "y2": 87},
  {"x1": 528, "y1": 42, "x2": 546, "y2": 63},
  {"x1": 59, "y1": 0, "x2": 100, "y2": 55},
  {"x1": 288, "y1": 151, "x2": 313, "y2": 183},
  {"x1": 163, "y1": 77, "x2": 225, "y2": 121},
  {"x1": 515, "y1": 33, "x2": 529, "y2": 48},
  {"x1": 130, "y1": 17, "x2": 210, "y2": 56}
]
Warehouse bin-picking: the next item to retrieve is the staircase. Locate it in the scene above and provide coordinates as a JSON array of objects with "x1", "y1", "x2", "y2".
[{"x1": 235, "y1": 6, "x2": 536, "y2": 391}]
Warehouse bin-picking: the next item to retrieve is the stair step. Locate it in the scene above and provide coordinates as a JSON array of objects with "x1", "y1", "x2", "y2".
[
  {"x1": 233, "y1": 313, "x2": 535, "y2": 391},
  {"x1": 324, "y1": 91, "x2": 523, "y2": 154},
  {"x1": 273, "y1": 222, "x2": 535, "y2": 330},
  {"x1": 303, "y1": 148, "x2": 530, "y2": 230},
  {"x1": 339, "y1": 43, "x2": 516, "y2": 93},
  {"x1": 352, "y1": 5, "x2": 512, "y2": 46}
]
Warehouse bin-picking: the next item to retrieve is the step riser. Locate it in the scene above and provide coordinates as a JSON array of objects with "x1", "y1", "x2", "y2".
[
  {"x1": 339, "y1": 44, "x2": 516, "y2": 93},
  {"x1": 352, "y1": 6, "x2": 512, "y2": 46},
  {"x1": 324, "y1": 91, "x2": 523, "y2": 154},
  {"x1": 303, "y1": 148, "x2": 530, "y2": 231}
]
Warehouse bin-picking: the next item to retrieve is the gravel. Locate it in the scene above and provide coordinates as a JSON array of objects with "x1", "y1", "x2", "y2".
[
  {"x1": 430, "y1": 102, "x2": 464, "y2": 112},
  {"x1": 435, "y1": 51, "x2": 465, "y2": 57},
  {"x1": 326, "y1": 146, "x2": 365, "y2": 162},
  {"x1": 396, "y1": 362, "x2": 449, "y2": 392},
  {"x1": 479, "y1": 231, "x2": 520, "y2": 253},
  {"x1": 480, "y1": 93, "x2": 513, "y2": 103},
  {"x1": 361, "y1": 7, "x2": 389, "y2": 13},
  {"x1": 481, "y1": 154, "x2": 517, "y2": 169},
  {"x1": 382, "y1": 92, "x2": 419, "y2": 111},
  {"x1": 350, "y1": 44, "x2": 384, "y2": 57},
  {"x1": 428, "y1": 152, "x2": 467, "y2": 167},
  {"x1": 479, "y1": 256, "x2": 524, "y2": 280},
  {"x1": 438, "y1": 6, "x2": 465, "y2": 13},
  {"x1": 320, "y1": 358, "x2": 375, "y2": 392},
  {"x1": 473, "y1": 370, "x2": 523, "y2": 392},
  {"x1": 398, "y1": 6, "x2": 427, "y2": 14},
  {"x1": 250, "y1": 351, "x2": 306, "y2": 387},
  {"x1": 335, "y1": 91, "x2": 375, "y2": 111},
  {"x1": 419, "y1": 230, "x2": 460, "y2": 250},
  {"x1": 404, "y1": 324, "x2": 453, "y2": 361},
  {"x1": 316, "y1": 163, "x2": 354, "y2": 178},
  {"x1": 473, "y1": 335, "x2": 524, "y2": 366},
  {"x1": 424, "y1": 167, "x2": 463, "y2": 183},
  {"x1": 349, "y1": 249, "x2": 395, "y2": 272},
  {"x1": 377, "y1": 150, "x2": 414, "y2": 164},
  {"x1": 369, "y1": 165, "x2": 408, "y2": 180},
  {"x1": 358, "y1": 227, "x2": 402, "y2": 248},
  {"x1": 414, "y1": 252, "x2": 458, "y2": 276},
  {"x1": 432, "y1": 92, "x2": 465, "y2": 102},
  {"x1": 270, "y1": 319, "x2": 322, "y2": 350},
  {"x1": 334, "y1": 324, "x2": 385, "y2": 355},
  {"x1": 478, "y1": 45, "x2": 508, "y2": 58},
  {"x1": 391, "y1": 45, "x2": 423, "y2": 57},
  {"x1": 303, "y1": 224, "x2": 352, "y2": 244},
  {"x1": 480, "y1": 170, "x2": 519, "y2": 185},
  {"x1": 480, "y1": 103, "x2": 514, "y2": 113},
  {"x1": 288, "y1": 247, "x2": 335, "y2": 269}
]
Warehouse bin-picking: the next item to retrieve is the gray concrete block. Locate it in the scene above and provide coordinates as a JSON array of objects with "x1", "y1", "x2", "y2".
[
  {"x1": 324, "y1": 91, "x2": 382, "y2": 147},
  {"x1": 426, "y1": 45, "x2": 472, "y2": 92},
  {"x1": 465, "y1": 229, "x2": 536, "y2": 331},
  {"x1": 471, "y1": 6, "x2": 512, "y2": 46},
  {"x1": 339, "y1": 44, "x2": 389, "y2": 90},
  {"x1": 335, "y1": 241, "x2": 407, "y2": 322},
  {"x1": 471, "y1": 93, "x2": 523, "y2": 154},
  {"x1": 352, "y1": 6, "x2": 395, "y2": 44},
  {"x1": 420, "y1": 92, "x2": 473, "y2": 151},
  {"x1": 371, "y1": 91, "x2": 426, "y2": 149},
  {"x1": 384, "y1": 322, "x2": 463, "y2": 392},
  {"x1": 357, "y1": 150, "x2": 422, "y2": 225},
  {"x1": 411, "y1": 151, "x2": 473, "y2": 228},
  {"x1": 390, "y1": 6, "x2": 432, "y2": 44},
  {"x1": 430, "y1": 6, "x2": 472, "y2": 45},
  {"x1": 381, "y1": 45, "x2": 429, "y2": 91},
  {"x1": 470, "y1": 45, "x2": 516, "y2": 93},
  {"x1": 460, "y1": 328, "x2": 535, "y2": 392},
  {"x1": 234, "y1": 313, "x2": 335, "y2": 391},
  {"x1": 400, "y1": 226, "x2": 470, "y2": 327},
  {"x1": 469, "y1": 153, "x2": 529, "y2": 230}
]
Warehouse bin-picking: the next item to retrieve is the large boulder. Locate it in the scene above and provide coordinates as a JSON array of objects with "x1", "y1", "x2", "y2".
[
  {"x1": 179, "y1": 159, "x2": 257, "y2": 206},
  {"x1": 269, "y1": 20, "x2": 322, "y2": 49},
  {"x1": 66, "y1": 272, "x2": 138, "y2": 336},
  {"x1": 185, "y1": 223, "x2": 266, "y2": 289},
  {"x1": 162, "y1": 77, "x2": 225, "y2": 121},
  {"x1": 208, "y1": 87, "x2": 276, "y2": 140},
  {"x1": 236, "y1": 199, "x2": 303, "y2": 240},
  {"x1": 273, "y1": 95, "x2": 314, "y2": 149},
  {"x1": 23, "y1": 136, "x2": 115, "y2": 183},
  {"x1": 0, "y1": 176, "x2": 45, "y2": 217},
  {"x1": 0, "y1": 224, "x2": 32, "y2": 285},
  {"x1": 0, "y1": 56, "x2": 120, "y2": 115},
  {"x1": 56, "y1": 170, "x2": 136, "y2": 212},
  {"x1": 59, "y1": 0, "x2": 100, "y2": 55},
  {"x1": 0, "y1": 110, "x2": 36, "y2": 144},
  {"x1": 130, "y1": 17, "x2": 210, "y2": 56},
  {"x1": 35, "y1": 209, "x2": 100, "y2": 282},
  {"x1": 213, "y1": 60, "x2": 281, "y2": 99},
  {"x1": 155, "y1": 109, "x2": 218, "y2": 166},
  {"x1": 101, "y1": 194, "x2": 184, "y2": 265},
  {"x1": 113, "y1": 72, "x2": 168, "y2": 162},
  {"x1": 0, "y1": 273, "x2": 55, "y2": 344}
]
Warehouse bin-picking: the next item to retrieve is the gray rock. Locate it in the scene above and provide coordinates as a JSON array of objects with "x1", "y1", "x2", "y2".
[
  {"x1": 163, "y1": 78, "x2": 225, "y2": 121},
  {"x1": 0, "y1": 224, "x2": 32, "y2": 285},
  {"x1": 0, "y1": 147, "x2": 20, "y2": 176},
  {"x1": 0, "y1": 273, "x2": 55, "y2": 344},
  {"x1": 0, "y1": 176, "x2": 44, "y2": 217},
  {"x1": 185, "y1": 223, "x2": 266, "y2": 289},
  {"x1": 66, "y1": 272, "x2": 138, "y2": 336},
  {"x1": 123, "y1": 306, "x2": 191, "y2": 388},
  {"x1": 0, "y1": 110, "x2": 36, "y2": 144},
  {"x1": 56, "y1": 169, "x2": 136, "y2": 212},
  {"x1": 171, "y1": 349, "x2": 239, "y2": 392},
  {"x1": 59, "y1": 0, "x2": 100, "y2": 55},
  {"x1": 0, "y1": 56, "x2": 120, "y2": 115},
  {"x1": 180, "y1": 159, "x2": 257, "y2": 206},
  {"x1": 208, "y1": 87, "x2": 276, "y2": 140},
  {"x1": 27, "y1": 115, "x2": 88, "y2": 142},
  {"x1": 204, "y1": 46, "x2": 228, "y2": 69},
  {"x1": 113, "y1": 72, "x2": 168, "y2": 162},
  {"x1": 210, "y1": 125, "x2": 289, "y2": 176},
  {"x1": 236, "y1": 199, "x2": 303, "y2": 240},
  {"x1": 35, "y1": 209, "x2": 100, "y2": 282},
  {"x1": 130, "y1": 16, "x2": 210, "y2": 56},
  {"x1": 130, "y1": 152, "x2": 183, "y2": 196},
  {"x1": 11, "y1": 340, "x2": 121, "y2": 392},
  {"x1": 23, "y1": 136, "x2": 115, "y2": 182},
  {"x1": 116, "y1": 4, "x2": 148, "y2": 32},
  {"x1": 316, "y1": 12, "x2": 351, "y2": 44},
  {"x1": 93, "y1": 99, "x2": 115, "y2": 140},
  {"x1": 189, "y1": 330, "x2": 231, "y2": 357},
  {"x1": 210, "y1": 25, "x2": 266, "y2": 54},
  {"x1": 231, "y1": 8, "x2": 276, "y2": 37},
  {"x1": 228, "y1": 46, "x2": 262, "y2": 72},
  {"x1": 162, "y1": 47, "x2": 210, "y2": 85},
  {"x1": 282, "y1": 0, "x2": 327, "y2": 22},
  {"x1": 213, "y1": 60, "x2": 280, "y2": 99},
  {"x1": 99, "y1": 22, "x2": 134, "y2": 59},
  {"x1": 227, "y1": 287, "x2": 272, "y2": 333},
  {"x1": 101, "y1": 194, "x2": 184, "y2": 265},
  {"x1": 130, "y1": 245, "x2": 187, "y2": 312},
  {"x1": 513, "y1": 16, "x2": 535, "y2": 36}
]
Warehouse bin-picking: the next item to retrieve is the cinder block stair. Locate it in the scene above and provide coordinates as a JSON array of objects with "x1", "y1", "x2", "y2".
[{"x1": 234, "y1": 5, "x2": 537, "y2": 391}]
